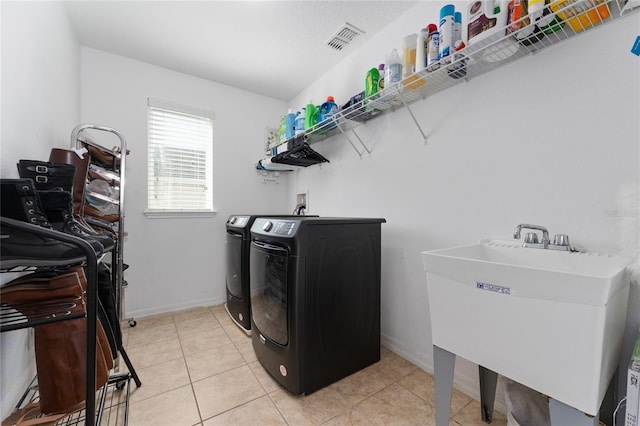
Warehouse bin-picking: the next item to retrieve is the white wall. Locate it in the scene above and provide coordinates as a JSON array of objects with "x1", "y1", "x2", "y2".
[
  {"x1": 79, "y1": 48, "x2": 290, "y2": 318},
  {"x1": 288, "y1": 1, "x2": 640, "y2": 416},
  {"x1": 0, "y1": 0, "x2": 81, "y2": 418}
]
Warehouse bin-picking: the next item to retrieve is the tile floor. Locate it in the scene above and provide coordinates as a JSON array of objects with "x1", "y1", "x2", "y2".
[{"x1": 116, "y1": 304, "x2": 508, "y2": 426}]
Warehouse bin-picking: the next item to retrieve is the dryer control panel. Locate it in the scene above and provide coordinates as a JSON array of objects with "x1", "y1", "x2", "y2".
[
  {"x1": 252, "y1": 218, "x2": 300, "y2": 238},
  {"x1": 227, "y1": 215, "x2": 249, "y2": 228}
]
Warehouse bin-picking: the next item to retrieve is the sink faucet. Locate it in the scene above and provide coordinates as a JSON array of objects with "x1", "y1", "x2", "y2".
[
  {"x1": 513, "y1": 224, "x2": 550, "y2": 247},
  {"x1": 513, "y1": 223, "x2": 572, "y2": 251}
]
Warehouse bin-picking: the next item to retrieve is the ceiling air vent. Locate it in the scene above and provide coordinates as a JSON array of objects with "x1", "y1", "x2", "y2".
[{"x1": 325, "y1": 22, "x2": 365, "y2": 51}]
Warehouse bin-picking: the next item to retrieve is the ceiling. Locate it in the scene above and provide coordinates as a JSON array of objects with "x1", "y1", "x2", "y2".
[{"x1": 63, "y1": 1, "x2": 420, "y2": 101}]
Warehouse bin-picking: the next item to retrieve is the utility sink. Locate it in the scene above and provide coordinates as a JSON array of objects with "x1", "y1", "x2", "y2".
[{"x1": 421, "y1": 240, "x2": 630, "y2": 416}]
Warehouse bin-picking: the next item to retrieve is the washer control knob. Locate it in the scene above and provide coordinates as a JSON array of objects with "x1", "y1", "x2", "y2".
[{"x1": 263, "y1": 221, "x2": 273, "y2": 232}]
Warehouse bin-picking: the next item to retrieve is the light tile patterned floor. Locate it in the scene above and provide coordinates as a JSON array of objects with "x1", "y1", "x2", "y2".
[{"x1": 119, "y1": 305, "x2": 508, "y2": 426}]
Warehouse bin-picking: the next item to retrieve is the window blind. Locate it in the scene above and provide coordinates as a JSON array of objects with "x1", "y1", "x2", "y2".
[{"x1": 147, "y1": 99, "x2": 214, "y2": 212}]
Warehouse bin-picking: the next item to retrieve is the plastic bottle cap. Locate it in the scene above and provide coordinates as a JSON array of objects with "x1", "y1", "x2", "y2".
[
  {"x1": 427, "y1": 23, "x2": 437, "y2": 33},
  {"x1": 454, "y1": 40, "x2": 466, "y2": 51},
  {"x1": 440, "y1": 4, "x2": 455, "y2": 19},
  {"x1": 326, "y1": 96, "x2": 335, "y2": 102},
  {"x1": 378, "y1": 64, "x2": 385, "y2": 70},
  {"x1": 455, "y1": 11, "x2": 462, "y2": 23}
]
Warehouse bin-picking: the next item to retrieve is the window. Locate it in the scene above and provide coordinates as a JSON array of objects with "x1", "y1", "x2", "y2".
[{"x1": 146, "y1": 98, "x2": 214, "y2": 216}]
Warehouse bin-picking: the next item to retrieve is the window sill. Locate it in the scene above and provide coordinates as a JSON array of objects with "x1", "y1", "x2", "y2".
[{"x1": 144, "y1": 209, "x2": 217, "y2": 219}]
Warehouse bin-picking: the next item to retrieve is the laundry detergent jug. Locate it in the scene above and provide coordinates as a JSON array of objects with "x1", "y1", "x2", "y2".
[
  {"x1": 318, "y1": 96, "x2": 338, "y2": 130},
  {"x1": 467, "y1": 0, "x2": 510, "y2": 46}
]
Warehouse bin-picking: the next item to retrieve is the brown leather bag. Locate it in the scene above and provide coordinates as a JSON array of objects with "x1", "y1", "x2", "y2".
[
  {"x1": 0, "y1": 271, "x2": 109, "y2": 414},
  {"x1": 70, "y1": 266, "x2": 114, "y2": 369}
]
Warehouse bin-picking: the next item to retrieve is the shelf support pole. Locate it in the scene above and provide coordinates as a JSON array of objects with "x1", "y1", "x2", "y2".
[
  {"x1": 349, "y1": 127, "x2": 371, "y2": 155},
  {"x1": 335, "y1": 120, "x2": 363, "y2": 158},
  {"x1": 399, "y1": 95, "x2": 428, "y2": 144}
]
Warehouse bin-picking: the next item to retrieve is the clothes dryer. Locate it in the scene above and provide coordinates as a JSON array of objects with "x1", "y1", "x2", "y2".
[
  {"x1": 224, "y1": 214, "x2": 315, "y2": 334},
  {"x1": 249, "y1": 217, "x2": 385, "y2": 394}
]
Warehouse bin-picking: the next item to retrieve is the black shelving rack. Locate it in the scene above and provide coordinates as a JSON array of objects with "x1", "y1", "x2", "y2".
[
  {"x1": 2, "y1": 123, "x2": 141, "y2": 425},
  {"x1": 0, "y1": 216, "x2": 121, "y2": 426}
]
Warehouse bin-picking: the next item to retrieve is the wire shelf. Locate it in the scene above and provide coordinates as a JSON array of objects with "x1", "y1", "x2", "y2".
[
  {"x1": 261, "y1": 0, "x2": 637, "y2": 163},
  {"x1": 6, "y1": 374, "x2": 131, "y2": 426}
]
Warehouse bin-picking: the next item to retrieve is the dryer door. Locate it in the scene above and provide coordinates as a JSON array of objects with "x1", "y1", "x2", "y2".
[
  {"x1": 225, "y1": 231, "x2": 243, "y2": 299},
  {"x1": 250, "y1": 240, "x2": 289, "y2": 346}
]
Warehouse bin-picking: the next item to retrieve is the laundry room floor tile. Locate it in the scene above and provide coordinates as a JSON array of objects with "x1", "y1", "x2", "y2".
[
  {"x1": 184, "y1": 342, "x2": 246, "y2": 382},
  {"x1": 128, "y1": 357, "x2": 190, "y2": 403},
  {"x1": 178, "y1": 326, "x2": 231, "y2": 355},
  {"x1": 121, "y1": 304, "x2": 509, "y2": 426},
  {"x1": 128, "y1": 384, "x2": 200, "y2": 426},
  {"x1": 202, "y1": 395, "x2": 287, "y2": 426},
  {"x1": 193, "y1": 364, "x2": 265, "y2": 420},
  {"x1": 175, "y1": 316, "x2": 222, "y2": 336}
]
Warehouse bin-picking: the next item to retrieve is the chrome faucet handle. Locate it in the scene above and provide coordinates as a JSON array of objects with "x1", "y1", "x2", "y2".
[
  {"x1": 524, "y1": 232, "x2": 539, "y2": 244},
  {"x1": 553, "y1": 234, "x2": 570, "y2": 247}
]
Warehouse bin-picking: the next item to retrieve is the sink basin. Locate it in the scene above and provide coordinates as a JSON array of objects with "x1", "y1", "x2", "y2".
[{"x1": 421, "y1": 240, "x2": 629, "y2": 416}]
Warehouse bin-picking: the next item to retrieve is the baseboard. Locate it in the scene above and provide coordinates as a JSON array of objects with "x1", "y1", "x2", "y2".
[
  {"x1": 381, "y1": 332, "x2": 508, "y2": 415},
  {"x1": 124, "y1": 296, "x2": 226, "y2": 320}
]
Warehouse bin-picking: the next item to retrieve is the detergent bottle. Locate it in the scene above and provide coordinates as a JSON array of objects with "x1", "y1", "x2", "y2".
[
  {"x1": 318, "y1": 96, "x2": 338, "y2": 130},
  {"x1": 304, "y1": 102, "x2": 318, "y2": 130},
  {"x1": 276, "y1": 115, "x2": 286, "y2": 144},
  {"x1": 550, "y1": 0, "x2": 608, "y2": 33},
  {"x1": 365, "y1": 67, "x2": 380, "y2": 99},
  {"x1": 467, "y1": 1, "x2": 510, "y2": 46},
  {"x1": 378, "y1": 64, "x2": 385, "y2": 93},
  {"x1": 295, "y1": 108, "x2": 306, "y2": 135},
  {"x1": 384, "y1": 49, "x2": 402, "y2": 89},
  {"x1": 285, "y1": 109, "x2": 296, "y2": 139}
]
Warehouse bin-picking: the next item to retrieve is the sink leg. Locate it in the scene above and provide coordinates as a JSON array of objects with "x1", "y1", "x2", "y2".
[
  {"x1": 549, "y1": 399, "x2": 599, "y2": 426},
  {"x1": 433, "y1": 345, "x2": 456, "y2": 426},
  {"x1": 479, "y1": 365, "x2": 498, "y2": 423}
]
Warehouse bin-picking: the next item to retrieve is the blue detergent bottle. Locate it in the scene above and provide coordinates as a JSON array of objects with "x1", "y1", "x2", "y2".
[
  {"x1": 318, "y1": 96, "x2": 338, "y2": 130},
  {"x1": 295, "y1": 108, "x2": 305, "y2": 135},
  {"x1": 285, "y1": 109, "x2": 296, "y2": 139}
]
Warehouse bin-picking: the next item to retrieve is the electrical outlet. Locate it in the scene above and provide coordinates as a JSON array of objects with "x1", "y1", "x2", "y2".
[{"x1": 297, "y1": 192, "x2": 308, "y2": 211}]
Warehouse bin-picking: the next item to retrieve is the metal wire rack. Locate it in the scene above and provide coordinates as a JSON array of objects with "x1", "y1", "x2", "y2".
[
  {"x1": 263, "y1": 0, "x2": 639, "y2": 161},
  {"x1": 9, "y1": 374, "x2": 131, "y2": 426}
]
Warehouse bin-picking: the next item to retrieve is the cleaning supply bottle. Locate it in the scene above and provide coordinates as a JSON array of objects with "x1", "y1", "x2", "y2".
[
  {"x1": 426, "y1": 24, "x2": 440, "y2": 71},
  {"x1": 285, "y1": 109, "x2": 296, "y2": 139},
  {"x1": 318, "y1": 96, "x2": 338, "y2": 130},
  {"x1": 454, "y1": 11, "x2": 463, "y2": 44},
  {"x1": 402, "y1": 33, "x2": 426, "y2": 90},
  {"x1": 365, "y1": 67, "x2": 380, "y2": 100},
  {"x1": 527, "y1": 0, "x2": 545, "y2": 22},
  {"x1": 378, "y1": 64, "x2": 385, "y2": 93},
  {"x1": 538, "y1": 2, "x2": 564, "y2": 35},
  {"x1": 550, "y1": 0, "x2": 609, "y2": 32},
  {"x1": 304, "y1": 102, "x2": 318, "y2": 130},
  {"x1": 416, "y1": 27, "x2": 428, "y2": 72},
  {"x1": 276, "y1": 115, "x2": 286, "y2": 144},
  {"x1": 384, "y1": 49, "x2": 402, "y2": 89},
  {"x1": 467, "y1": 1, "x2": 510, "y2": 46},
  {"x1": 295, "y1": 108, "x2": 306, "y2": 135},
  {"x1": 402, "y1": 33, "x2": 418, "y2": 78},
  {"x1": 438, "y1": 4, "x2": 456, "y2": 64}
]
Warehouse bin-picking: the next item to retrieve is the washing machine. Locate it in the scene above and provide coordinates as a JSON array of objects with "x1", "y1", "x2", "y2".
[
  {"x1": 249, "y1": 216, "x2": 385, "y2": 394},
  {"x1": 224, "y1": 214, "x2": 315, "y2": 334}
]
